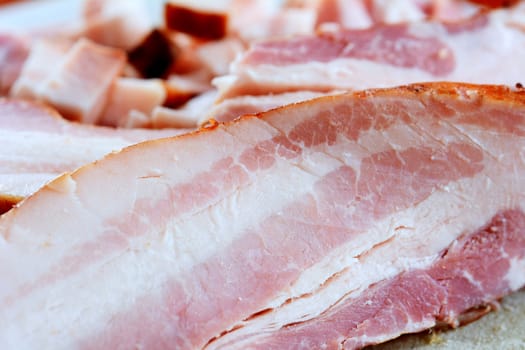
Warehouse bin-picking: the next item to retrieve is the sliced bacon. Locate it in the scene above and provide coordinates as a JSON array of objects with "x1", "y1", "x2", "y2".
[
  {"x1": 0, "y1": 99, "x2": 187, "y2": 213},
  {"x1": 0, "y1": 83, "x2": 524, "y2": 349},
  {"x1": 216, "y1": 5, "x2": 525, "y2": 99}
]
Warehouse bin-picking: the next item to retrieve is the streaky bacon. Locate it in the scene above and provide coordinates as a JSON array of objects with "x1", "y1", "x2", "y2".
[
  {"x1": 215, "y1": 5, "x2": 525, "y2": 100},
  {"x1": 0, "y1": 99, "x2": 188, "y2": 213},
  {"x1": 0, "y1": 83, "x2": 524, "y2": 349}
]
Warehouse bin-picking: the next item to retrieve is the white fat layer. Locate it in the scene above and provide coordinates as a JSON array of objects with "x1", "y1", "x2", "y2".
[
  {"x1": 506, "y1": 258, "x2": 525, "y2": 291},
  {"x1": 0, "y1": 131, "x2": 131, "y2": 166},
  {"x1": 207, "y1": 127, "x2": 525, "y2": 349}
]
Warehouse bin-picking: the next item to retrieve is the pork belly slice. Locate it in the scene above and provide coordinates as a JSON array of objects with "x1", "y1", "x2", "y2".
[
  {"x1": 0, "y1": 99, "x2": 187, "y2": 213},
  {"x1": 1, "y1": 83, "x2": 525, "y2": 349},
  {"x1": 215, "y1": 5, "x2": 525, "y2": 99},
  {"x1": 11, "y1": 38, "x2": 125, "y2": 123}
]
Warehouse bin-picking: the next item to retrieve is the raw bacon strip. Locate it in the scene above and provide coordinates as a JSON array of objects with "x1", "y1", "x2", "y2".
[
  {"x1": 215, "y1": 5, "x2": 525, "y2": 99},
  {"x1": 0, "y1": 83, "x2": 524, "y2": 349},
  {"x1": 0, "y1": 99, "x2": 187, "y2": 213}
]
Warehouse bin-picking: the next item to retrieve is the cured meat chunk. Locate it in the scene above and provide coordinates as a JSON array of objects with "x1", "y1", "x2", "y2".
[
  {"x1": 164, "y1": 1, "x2": 229, "y2": 40},
  {"x1": 0, "y1": 99, "x2": 187, "y2": 213},
  {"x1": 215, "y1": 5, "x2": 525, "y2": 99},
  {"x1": 82, "y1": 0, "x2": 152, "y2": 50},
  {"x1": 128, "y1": 29, "x2": 177, "y2": 79},
  {"x1": 99, "y1": 78, "x2": 166, "y2": 127},
  {"x1": 0, "y1": 83, "x2": 524, "y2": 349},
  {"x1": 11, "y1": 38, "x2": 125, "y2": 123},
  {"x1": 0, "y1": 33, "x2": 28, "y2": 95}
]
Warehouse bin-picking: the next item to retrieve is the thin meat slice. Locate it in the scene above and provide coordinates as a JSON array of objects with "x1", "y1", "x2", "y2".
[
  {"x1": 0, "y1": 99, "x2": 187, "y2": 213},
  {"x1": 215, "y1": 5, "x2": 525, "y2": 99},
  {"x1": 0, "y1": 83, "x2": 525, "y2": 349}
]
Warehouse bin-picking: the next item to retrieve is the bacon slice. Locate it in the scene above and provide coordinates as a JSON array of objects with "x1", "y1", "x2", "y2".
[
  {"x1": 0, "y1": 83, "x2": 524, "y2": 349},
  {"x1": 215, "y1": 5, "x2": 525, "y2": 99},
  {"x1": 0, "y1": 99, "x2": 187, "y2": 213}
]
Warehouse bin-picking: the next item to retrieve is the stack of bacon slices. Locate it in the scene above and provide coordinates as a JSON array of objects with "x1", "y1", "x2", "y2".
[{"x1": 1, "y1": 0, "x2": 525, "y2": 349}]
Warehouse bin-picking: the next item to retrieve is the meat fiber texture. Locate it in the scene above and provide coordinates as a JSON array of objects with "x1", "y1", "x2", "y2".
[
  {"x1": 214, "y1": 4, "x2": 525, "y2": 103},
  {"x1": 0, "y1": 83, "x2": 524, "y2": 349},
  {"x1": 0, "y1": 99, "x2": 188, "y2": 213}
]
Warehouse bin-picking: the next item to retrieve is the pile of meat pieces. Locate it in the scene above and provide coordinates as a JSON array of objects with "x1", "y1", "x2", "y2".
[
  {"x1": 2, "y1": 0, "x2": 523, "y2": 130},
  {"x1": 1, "y1": 0, "x2": 525, "y2": 349}
]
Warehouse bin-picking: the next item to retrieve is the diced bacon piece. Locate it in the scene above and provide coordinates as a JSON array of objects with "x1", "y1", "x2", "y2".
[
  {"x1": 128, "y1": 29, "x2": 177, "y2": 79},
  {"x1": 0, "y1": 99, "x2": 187, "y2": 213},
  {"x1": 10, "y1": 39, "x2": 71, "y2": 100},
  {"x1": 229, "y1": 0, "x2": 316, "y2": 42},
  {"x1": 0, "y1": 83, "x2": 524, "y2": 349},
  {"x1": 163, "y1": 73, "x2": 212, "y2": 108},
  {"x1": 316, "y1": 0, "x2": 373, "y2": 29},
  {"x1": 164, "y1": 0, "x2": 229, "y2": 40},
  {"x1": 467, "y1": 0, "x2": 520, "y2": 8},
  {"x1": 208, "y1": 90, "x2": 335, "y2": 123},
  {"x1": 14, "y1": 38, "x2": 125, "y2": 124},
  {"x1": 81, "y1": 0, "x2": 152, "y2": 50},
  {"x1": 368, "y1": 0, "x2": 427, "y2": 23},
  {"x1": 40, "y1": 39, "x2": 125, "y2": 123},
  {"x1": 0, "y1": 33, "x2": 28, "y2": 95},
  {"x1": 152, "y1": 90, "x2": 218, "y2": 128},
  {"x1": 430, "y1": 0, "x2": 483, "y2": 22},
  {"x1": 216, "y1": 6, "x2": 525, "y2": 99},
  {"x1": 99, "y1": 78, "x2": 166, "y2": 127},
  {"x1": 195, "y1": 38, "x2": 244, "y2": 76}
]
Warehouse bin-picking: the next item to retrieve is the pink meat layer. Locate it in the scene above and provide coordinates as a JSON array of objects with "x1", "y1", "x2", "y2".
[{"x1": 0, "y1": 83, "x2": 524, "y2": 350}]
